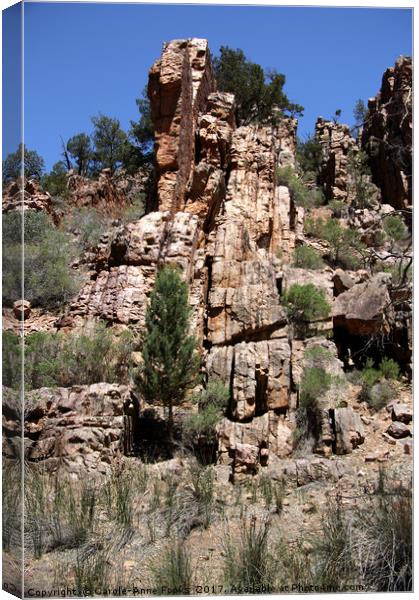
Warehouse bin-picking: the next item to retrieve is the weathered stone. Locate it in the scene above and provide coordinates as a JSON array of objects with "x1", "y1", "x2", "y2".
[
  {"x1": 333, "y1": 407, "x2": 365, "y2": 454},
  {"x1": 332, "y1": 273, "x2": 395, "y2": 336},
  {"x1": 208, "y1": 337, "x2": 291, "y2": 421},
  {"x1": 2, "y1": 178, "x2": 52, "y2": 214},
  {"x1": 11, "y1": 384, "x2": 140, "y2": 474},
  {"x1": 149, "y1": 38, "x2": 216, "y2": 211},
  {"x1": 386, "y1": 421, "x2": 411, "y2": 439},
  {"x1": 315, "y1": 119, "x2": 357, "y2": 201},
  {"x1": 217, "y1": 411, "x2": 293, "y2": 480},
  {"x1": 392, "y1": 403, "x2": 412, "y2": 424},
  {"x1": 362, "y1": 56, "x2": 412, "y2": 214},
  {"x1": 66, "y1": 169, "x2": 128, "y2": 216},
  {"x1": 13, "y1": 300, "x2": 31, "y2": 320}
]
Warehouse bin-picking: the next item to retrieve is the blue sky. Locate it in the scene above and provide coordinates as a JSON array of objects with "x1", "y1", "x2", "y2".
[{"x1": 4, "y1": 2, "x2": 413, "y2": 171}]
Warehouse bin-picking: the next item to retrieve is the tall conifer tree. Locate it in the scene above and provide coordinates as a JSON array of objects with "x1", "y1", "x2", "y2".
[{"x1": 136, "y1": 266, "x2": 199, "y2": 442}]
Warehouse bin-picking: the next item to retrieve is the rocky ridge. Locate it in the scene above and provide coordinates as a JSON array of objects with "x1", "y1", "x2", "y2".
[{"x1": 3, "y1": 40, "x2": 412, "y2": 481}]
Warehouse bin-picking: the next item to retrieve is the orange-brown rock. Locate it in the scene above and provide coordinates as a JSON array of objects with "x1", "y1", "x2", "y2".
[
  {"x1": 315, "y1": 119, "x2": 357, "y2": 201},
  {"x1": 2, "y1": 178, "x2": 52, "y2": 213},
  {"x1": 149, "y1": 38, "x2": 216, "y2": 212},
  {"x1": 67, "y1": 168, "x2": 128, "y2": 215},
  {"x1": 3, "y1": 384, "x2": 140, "y2": 474},
  {"x1": 362, "y1": 56, "x2": 412, "y2": 213}
]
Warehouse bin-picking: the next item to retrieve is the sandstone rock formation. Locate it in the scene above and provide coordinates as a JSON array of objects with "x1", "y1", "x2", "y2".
[
  {"x1": 3, "y1": 384, "x2": 139, "y2": 474},
  {"x1": 332, "y1": 272, "x2": 394, "y2": 336},
  {"x1": 13, "y1": 40, "x2": 413, "y2": 481},
  {"x1": 316, "y1": 119, "x2": 357, "y2": 201},
  {"x1": 67, "y1": 168, "x2": 128, "y2": 215},
  {"x1": 2, "y1": 178, "x2": 52, "y2": 213},
  {"x1": 362, "y1": 56, "x2": 412, "y2": 214}
]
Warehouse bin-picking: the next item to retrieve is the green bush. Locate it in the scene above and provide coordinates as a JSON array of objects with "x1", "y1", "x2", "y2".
[
  {"x1": 299, "y1": 367, "x2": 332, "y2": 408},
  {"x1": 277, "y1": 166, "x2": 324, "y2": 208},
  {"x1": 184, "y1": 380, "x2": 229, "y2": 443},
  {"x1": 328, "y1": 199, "x2": 347, "y2": 218},
  {"x1": 136, "y1": 265, "x2": 199, "y2": 442},
  {"x1": 347, "y1": 148, "x2": 378, "y2": 209},
  {"x1": 383, "y1": 215, "x2": 407, "y2": 244},
  {"x1": 303, "y1": 215, "x2": 364, "y2": 268},
  {"x1": 292, "y1": 245, "x2": 324, "y2": 270},
  {"x1": 64, "y1": 207, "x2": 111, "y2": 251},
  {"x1": 213, "y1": 46, "x2": 303, "y2": 125},
  {"x1": 296, "y1": 135, "x2": 323, "y2": 178},
  {"x1": 2, "y1": 211, "x2": 78, "y2": 309},
  {"x1": 359, "y1": 358, "x2": 400, "y2": 410},
  {"x1": 120, "y1": 192, "x2": 146, "y2": 223},
  {"x1": 353, "y1": 474, "x2": 412, "y2": 591},
  {"x1": 379, "y1": 357, "x2": 400, "y2": 381},
  {"x1": 4, "y1": 324, "x2": 136, "y2": 390},
  {"x1": 41, "y1": 161, "x2": 69, "y2": 198},
  {"x1": 284, "y1": 283, "x2": 331, "y2": 322}
]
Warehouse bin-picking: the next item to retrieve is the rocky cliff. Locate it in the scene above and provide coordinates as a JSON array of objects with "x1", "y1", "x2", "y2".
[
  {"x1": 362, "y1": 56, "x2": 412, "y2": 215},
  {"x1": 3, "y1": 41, "x2": 412, "y2": 482}
]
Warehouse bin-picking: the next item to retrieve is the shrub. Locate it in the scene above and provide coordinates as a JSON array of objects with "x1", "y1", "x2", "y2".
[
  {"x1": 296, "y1": 135, "x2": 323, "y2": 178},
  {"x1": 184, "y1": 381, "x2": 229, "y2": 463},
  {"x1": 292, "y1": 245, "x2": 324, "y2": 270},
  {"x1": 328, "y1": 199, "x2": 347, "y2": 218},
  {"x1": 359, "y1": 358, "x2": 399, "y2": 410},
  {"x1": 347, "y1": 148, "x2": 378, "y2": 209},
  {"x1": 383, "y1": 215, "x2": 407, "y2": 244},
  {"x1": 213, "y1": 46, "x2": 303, "y2": 125},
  {"x1": 352, "y1": 475, "x2": 412, "y2": 591},
  {"x1": 223, "y1": 518, "x2": 275, "y2": 589},
  {"x1": 64, "y1": 207, "x2": 111, "y2": 251},
  {"x1": 5, "y1": 324, "x2": 136, "y2": 390},
  {"x1": 2, "y1": 211, "x2": 78, "y2": 309},
  {"x1": 299, "y1": 367, "x2": 332, "y2": 408},
  {"x1": 302, "y1": 215, "x2": 364, "y2": 268},
  {"x1": 277, "y1": 166, "x2": 324, "y2": 208},
  {"x1": 313, "y1": 494, "x2": 354, "y2": 588},
  {"x1": 41, "y1": 161, "x2": 69, "y2": 198},
  {"x1": 150, "y1": 539, "x2": 192, "y2": 595},
  {"x1": 2, "y1": 331, "x2": 21, "y2": 389},
  {"x1": 120, "y1": 192, "x2": 146, "y2": 223},
  {"x1": 284, "y1": 283, "x2": 331, "y2": 322},
  {"x1": 379, "y1": 357, "x2": 400, "y2": 381},
  {"x1": 3, "y1": 144, "x2": 45, "y2": 183},
  {"x1": 304, "y1": 345, "x2": 334, "y2": 366}
]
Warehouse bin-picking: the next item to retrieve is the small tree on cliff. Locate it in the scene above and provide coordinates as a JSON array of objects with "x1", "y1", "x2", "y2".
[
  {"x1": 136, "y1": 265, "x2": 199, "y2": 443},
  {"x1": 213, "y1": 46, "x2": 303, "y2": 125}
]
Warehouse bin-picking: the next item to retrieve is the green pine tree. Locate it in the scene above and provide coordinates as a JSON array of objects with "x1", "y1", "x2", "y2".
[{"x1": 136, "y1": 265, "x2": 199, "y2": 442}]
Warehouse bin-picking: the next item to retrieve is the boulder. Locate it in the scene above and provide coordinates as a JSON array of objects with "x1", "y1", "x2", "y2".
[
  {"x1": 391, "y1": 403, "x2": 412, "y2": 424},
  {"x1": 332, "y1": 273, "x2": 395, "y2": 336},
  {"x1": 333, "y1": 407, "x2": 365, "y2": 454},
  {"x1": 386, "y1": 421, "x2": 411, "y2": 439}
]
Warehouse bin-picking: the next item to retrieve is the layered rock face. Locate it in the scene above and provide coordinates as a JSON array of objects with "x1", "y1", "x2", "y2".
[
  {"x1": 2, "y1": 178, "x2": 52, "y2": 213},
  {"x1": 149, "y1": 38, "x2": 217, "y2": 212},
  {"x1": 362, "y1": 56, "x2": 412, "y2": 213},
  {"x1": 14, "y1": 41, "x2": 412, "y2": 480},
  {"x1": 316, "y1": 119, "x2": 357, "y2": 201},
  {"x1": 3, "y1": 384, "x2": 139, "y2": 474}
]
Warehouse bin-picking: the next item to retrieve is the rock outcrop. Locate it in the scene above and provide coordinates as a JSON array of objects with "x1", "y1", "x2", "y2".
[
  {"x1": 11, "y1": 40, "x2": 413, "y2": 483},
  {"x1": 3, "y1": 384, "x2": 140, "y2": 474},
  {"x1": 332, "y1": 272, "x2": 394, "y2": 336},
  {"x1": 67, "y1": 169, "x2": 128, "y2": 215},
  {"x1": 2, "y1": 178, "x2": 52, "y2": 213},
  {"x1": 362, "y1": 56, "x2": 412, "y2": 214},
  {"x1": 316, "y1": 119, "x2": 357, "y2": 201}
]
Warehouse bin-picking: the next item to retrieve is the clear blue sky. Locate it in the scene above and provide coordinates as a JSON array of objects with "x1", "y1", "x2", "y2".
[{"x1": 4, "y1": 2, "x2": 413, "y2": 171}]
